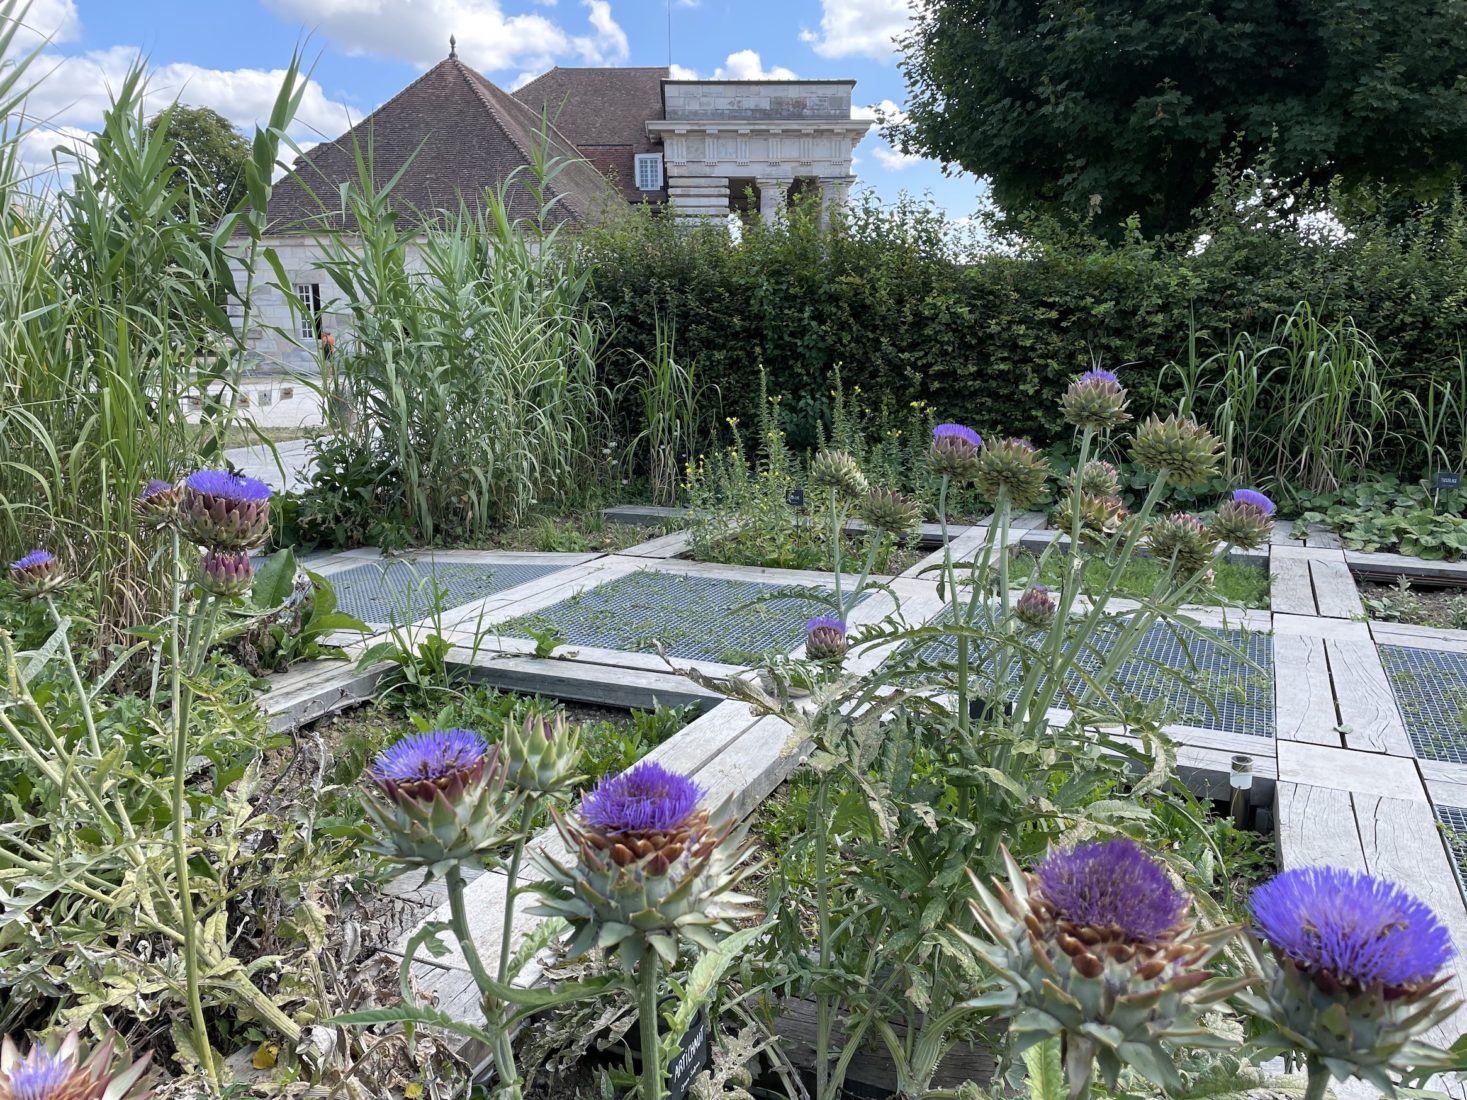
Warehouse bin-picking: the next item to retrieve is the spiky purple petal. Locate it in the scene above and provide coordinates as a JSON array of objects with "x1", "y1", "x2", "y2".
[
  {"x1": 1078, "y1": 368, "x2": 1119, "y2": 385},
  {"x1": 582, "y1": 761, "x2": 701, "y2": 835},
  {"x1": 1251, "y1": 866, "x2": 1454, "y2": 989},
  {"x1": 369, "y1": 729, "x2": 488, "y2": 785},
  {"x1": 9, "y1": 550, "x2": 53, "y2": 573},
  {"x1": 1232, "y1": 488, "x2": 1276, "y2": 516},
  {"x1": 5, "y1": 1046, "x2": 72, "y2": 1100},
  {"x1": 805, "y1": 616, "x2": 845, "y2": 635},
  {"x1": 1035, "y1": 838, "x2": 1187, "y2": 941},
  {"x1": 933, "y1": 423, "x2": 982, "y2": 449},
  {"x1": 185, "y1": 469, "x2": 272, "y2": 503}
]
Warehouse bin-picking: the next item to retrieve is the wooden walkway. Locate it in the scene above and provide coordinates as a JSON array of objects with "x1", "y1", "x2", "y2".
[{"x1": 253, "y1": 521, "x2": 1467, "y2": 1087}]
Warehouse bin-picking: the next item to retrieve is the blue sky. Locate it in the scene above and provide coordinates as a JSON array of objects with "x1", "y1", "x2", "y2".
[{"x1": 10, "y1": 0, "x2": 982, "y2": 218}]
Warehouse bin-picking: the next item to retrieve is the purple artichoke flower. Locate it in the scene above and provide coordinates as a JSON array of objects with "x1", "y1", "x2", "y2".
[
  {"x1": 1061, "y1": 369, "x2": 1130, "y2": 431},
  {"x1": 8, "y1": 549, "x2": 64, "y2": 600},
  {"x1": 1078, "y1": 368, "x2": 1119, "y2": 385},
  {"x1": 804, "y1": 615, "x2": 848, "y2": 662},
  {"x1": 198, "y1": 550, "x2": 254, "y2": 598},
  {"x1": 1036, "y1": 837, "x2": 1188, "y2": 943},
  {"x1": 582, "y1": 761, "x2": 702, "y2": 837},
  {"x1": 1014, "y1": 585, "x2": 1057, "y2": 629},
  {"x1": 137, "y1": 479, "x2": 182, "y2": 530},
  {"x1": 1231, "y1": 488, "x2": 1276, "y2": 516},
  {"x1": 1251, "y1": 867, "x2": 1453, "y2": 994},
  {"x1": 369, "y1": 729, "x2": 491, "y2": 805},
  {"x1": 930, "y1": 423, "x2": 983, "y2": 480},
  {"x1": 0, "y1": 1031, "x2": 153, "y2": 1100},
  {"x1": 180, "y1": 469, "x2": 272, "y2": 550}
]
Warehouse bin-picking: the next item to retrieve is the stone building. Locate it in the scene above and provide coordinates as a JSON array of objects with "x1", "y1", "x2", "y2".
[{"x1": 232, "y1": 46, "x2": 866, "y2": 374}]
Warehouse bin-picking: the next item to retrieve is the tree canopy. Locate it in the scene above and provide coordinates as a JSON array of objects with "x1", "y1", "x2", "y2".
[
  {"x1": 891, "y1": 0, "x2": 1467, "y2": 237},
  {"x1": 149, "y1": 104, "x2": 250, "y2": 222}
]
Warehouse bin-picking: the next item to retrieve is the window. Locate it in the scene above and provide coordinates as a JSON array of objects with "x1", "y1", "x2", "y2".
[
  {"x1": 634, "y1": 153, "x2": 664, "y2": 192},
  {"x1": 294, "y1": 282, "x2": 322, "y2": 341}
]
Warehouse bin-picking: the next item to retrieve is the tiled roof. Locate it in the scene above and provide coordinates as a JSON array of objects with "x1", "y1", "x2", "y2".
[
  {"x1": 513, "y1": 66, "x2": 668, "y2": 203},
  {"x1": 264, "y1": 57, "x2": 621, "y2": 233}
]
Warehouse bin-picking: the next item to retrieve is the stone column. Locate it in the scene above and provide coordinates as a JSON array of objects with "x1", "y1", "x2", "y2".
[
  {"x1": 818, "y1": 175, "x2": 856, "y2": 227},
  {"x1": 757, "y1": 178, "x2": 790, "y2": 224}
]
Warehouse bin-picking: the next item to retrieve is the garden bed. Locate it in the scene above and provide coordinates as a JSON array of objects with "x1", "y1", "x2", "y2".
[{"x1": 1361, "y1": 576, "x2": 1467, "y2": 630}]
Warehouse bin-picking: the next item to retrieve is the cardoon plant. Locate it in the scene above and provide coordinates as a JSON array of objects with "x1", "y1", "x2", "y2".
[
  {"x1": 1060, "y1": 369, "x2": 1130, "y2": 432},
  {"x1": 805, "y1": 616, "x2": 848, "y2": 663},
  {"x1": 1211, "y1": 488, "x2": 1276, "y2": 550},
  {"x1": 1239, "y1": 867, "x2": 1464, "y2": 1098},
  {"x1": 0, "y1": 1031, "x2": 153, "y2": 1100},
  {"x1": 532, "y1": 761, "x2": 756, "y2": 1100},
  {"x1": 180, "y1": 469, "x2": 272, "y2": 551},
  {"x1": 9, "y1": 550, "x2": 65, "y2": 600},
  {"x1": 137, "y1": 478, "x2": 181, "y2": 530},
  {"x1": 955, "y1": 841, "x2": 1244, "y2": 1100}
]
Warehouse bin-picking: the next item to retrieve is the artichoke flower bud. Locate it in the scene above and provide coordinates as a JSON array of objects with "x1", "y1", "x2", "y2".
[
  {"x1": 1211, "y1": 488, "x2": 1276, "y2": 550},
  {"x1": 503, "y1": 712, "x2": 582, "y2": 795},
  {"x1": 137, "y1": 479, "x2": 182, "y2": 531},
  {"x1": 1014, "y1": 585, "x2": 1057, "y2": 629},
  {"x1": 929, "y1": 423, "x2": 983, "y2": 482},
  {"x1": 530, "y1": 761, "x2": 757, "y2": 968},
  {"x1": 859, "y1": 487, "x2": 922, "y2": 537},
  {"x1": 976, "y1": 437, "x2": 1050, "y2": 511},
  {"x1": 197, "y1": 550, "x2": 254, "y2": 598},
  {"x1": 957, "y1": 840, "x2": 1241, "y2": 1096},
  {"x1": 8, "y1": 550, "x2": 65, "y2": 600},
  {"x1": 1148, "y1": 512, "x2": 1219, "y2": 576},
  {"x1": 1237, "y1": 867, "x2": 1462, "y2": 1092},
  {"x1": 1060, "y1": 369, "x2": 1131, "y2": 432},
  {"x1": 1072, "y1": 459, "x2": 1121, "y2": 498},
  {"x1": 180, "y1": 469, "x2": 273, "y2": 551},
  {"x1": 361, "y1": 729, "x2": 520, "y2": 878},
  {"x1": 1130, "y1": 415, "x2": 1222, "y2": 487},
  {"x1": 1061, "y1": 491, "x2": 1131, "y2": 544},
  {"x1": 0, "y1": 1029, "x2": 154, "y2": 1100},
  {"x1": 809, "y1": 449, "x2": 869, "y2": 500},
  {"x1": 804, "y1": 616, "x2": 848, "y2": 662}
]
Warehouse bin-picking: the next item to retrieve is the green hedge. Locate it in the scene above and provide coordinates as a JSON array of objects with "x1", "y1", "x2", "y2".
[{"x1": 580, "y1": 192, "x2": 1467, "y2": 466}]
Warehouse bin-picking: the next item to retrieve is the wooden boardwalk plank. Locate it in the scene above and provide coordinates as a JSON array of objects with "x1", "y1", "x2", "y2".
[
  {"x1": 1305, "y1": 522, "x2": 1343, "y2": 550},
  {"x1": 1276, "y1": 741, "x2": 1426, "y2": 801},
  {"x1": 1269, "y1": 554, "x2": 1316, "y2": 616},
  {"x1": 1309, "y1": 557, "x2": 1365, "y2": 619},
  {"x1": 1275, "y1": 783, "x2": 1366, "y2": 870},
  {"x1": 1272, "y1": 633, "x2": 1341, "y2": 746},
  {"x1": 1326, "y1": 638, "x2": 1414, "y2": 756},
  {"x1": 618, "y1": 529, "x2": 692, "y2": 558}
]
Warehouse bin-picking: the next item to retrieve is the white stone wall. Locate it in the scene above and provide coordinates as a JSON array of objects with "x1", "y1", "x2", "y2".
[{"x1": 663, "y1": 82, "x2": 854, "y2": 121}]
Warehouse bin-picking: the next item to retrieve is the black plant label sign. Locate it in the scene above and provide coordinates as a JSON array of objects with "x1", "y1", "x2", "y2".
[
  {"x1": 1436, "y1": 471, "x2": 1462, "y2": 490},
  {"x1": 786, "y1": 488, "x2": 805, "y2": 508},
  {"x1": 667, "y1": 1008, "x2": 710, "y2": 1100}
]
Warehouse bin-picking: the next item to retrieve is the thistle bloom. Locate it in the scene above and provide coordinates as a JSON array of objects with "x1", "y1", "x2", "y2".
[
  {"x1": 533, "y1": 761, "x2": 756, "y2": 966},
  {"x1": 958, "y1": 842, "x2": 1241, "y2": 1098},
  {"x1": 8, "y1": 550, "x2": 64, "y2": 600},
  {"x1": 808, "y1": 449, "x2": 869, "y2": 499},
  {"x1": 1060, "y1": 369, "x2": 1130, "y2": 432},
  {"x1": 1014, "y1": 585, "x2": 1057, "y2": 629},
  {"x1": 0, "y1": 1031, "x2": 153, "y2": 1100},
  {"x1": 137, "y1": 479, "x2": 182, "y2": 530},
  {"x1": 360, "y1": 729, "x2": 520, "y2": 876},
  {"x1": 976, "y1": 436, "x2": 1050, "y2": 511},
  {"x1": 180, "y1": 469, "x2": 273, "y2": 551},
  {"x1": 930, "y1": 423, "x2": 983, "y2": 481},
  {"x1": 804, "y1": 615, "x2": 848, "y2": 662},
  {"x1": 198, "y1": 550, "x2": 254, "y2": 598},
  {"x1": 1130, "y1": 415, "x2": 1223, "y2": 487},
  {"x1": 1212, "y1": 488, "x2": 1276, "y2": 550},
  {"x1": 1239, "y1": 867, "x2": 1462, "y2": 1094}
]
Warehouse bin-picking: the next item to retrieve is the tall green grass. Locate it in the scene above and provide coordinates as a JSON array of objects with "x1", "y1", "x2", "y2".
[
  {"x1": 0, "y1": 5, "x2": 306, "y2": 641},
  {"x1": 310, "y1": 143, "x2": 606, "y2": 542}
]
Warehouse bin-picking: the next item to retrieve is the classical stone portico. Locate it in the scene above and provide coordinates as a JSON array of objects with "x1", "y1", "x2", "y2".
[{"x1": 647, "y1": 80, "x2": 869, "y2": 224}]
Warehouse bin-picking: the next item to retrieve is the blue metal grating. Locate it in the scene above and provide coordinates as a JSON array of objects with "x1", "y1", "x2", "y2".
[
  {"x1": 1434, "y1": 804, "x2": 1467, "y2": 903},
  {"x1": 1379, "y1": 645, "x2": 1467, "y2": 764},
  {"x1": 497, "y1": 570, "x2": 860, "y2": 664},
  {"x1": 327, "y1": 560, "x2": 569, "y2": 623},
  {"x1": 901, "y1": 613, "x2": 1274, "y2": 738}
]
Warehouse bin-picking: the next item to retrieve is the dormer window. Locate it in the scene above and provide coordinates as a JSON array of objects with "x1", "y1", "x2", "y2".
[{"x1": 635, "y1": 153, "x2": 664, "y2": 191}]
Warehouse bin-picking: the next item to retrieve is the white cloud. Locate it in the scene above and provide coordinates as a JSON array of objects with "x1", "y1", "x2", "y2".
[
  {"x1": 873, "y1": 145, "x2": 921, "y2": 170},
  {"x1": 800, "y1": 0, "x2": 913, "y2": 61},
  {"x1": 262, "y1": 0, "x2": 628, "y2": 73},
  {"x1": 8, "y1": 0, "x2": 77, "y2": 50},
  {"x1": 857, "y1": 99, "x2": 923, "y2": 171},
  {"x1": 711, "y1": 49, "x2": 795, "y2": 80},
  {"x1": 668, "y1": 63, "x2": 698, "y2": 79}
]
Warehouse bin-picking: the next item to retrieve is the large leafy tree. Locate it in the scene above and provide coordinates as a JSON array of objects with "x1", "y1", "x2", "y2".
[
  {"x1": 149, "y1": 104, "x2": 250, "y2": 222},
  {"x1": 892, "y1": 0, "x2": 1467, "y2": 237}
]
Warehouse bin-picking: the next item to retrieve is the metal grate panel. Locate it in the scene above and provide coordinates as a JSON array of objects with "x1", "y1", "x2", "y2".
[
  {"x1": 901, "y1": 612, "x2": 1274, "y2": 737},
  {"x1": 1434, "y1": 804, "x2": 1467, "y2": 903},
  {"x1": 1379, "y1": 645, "x2": 1467, "y2": 764},
  {"x1": 498, "y1": 570, "x2": 860, "y2": 664},
  {"x1": 327, "y1": 560, "x2": 569, "y2": 623}
]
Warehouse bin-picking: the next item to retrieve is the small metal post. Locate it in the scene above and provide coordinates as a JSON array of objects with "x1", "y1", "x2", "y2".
[{"x1": 1230, "y1": 753, "x2": 1254, "y2": 831}]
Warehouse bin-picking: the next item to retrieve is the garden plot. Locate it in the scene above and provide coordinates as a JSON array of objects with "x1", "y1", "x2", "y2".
[{"x1": 1378, "y1": 644, "x2": 1467, "y2": 764}]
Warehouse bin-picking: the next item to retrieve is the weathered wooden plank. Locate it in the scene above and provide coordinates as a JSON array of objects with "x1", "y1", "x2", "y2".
[
  {"x1": 1272, "y1": 633, "x2": 1341, "y2": 745},
  {"x1": 457, "y1": 653, "x2": 724, "y2": 711},
  {"x1": 1345, "y1": 549, "x2": 1467, "y2": 583},
  {"x1": 1269, "y1": 554, "x2": 1316, "y2": 616},
  {"x1": 618, "y1": 529, "x2": 692, "y2": 558},
  {"x1": 1276, "y1": 740, "x2": 1426, "y2": 800},
  {"x1": 1011, "y1": 510, "x2": 1048, "y2": 531},
  {"x1": 1271, "y1": 613, "x2": 1372, "y2": 641},
  {"x1": 1305, "y1": 523, "x2": 1343, "y2": 550},
  {"x1": 260, "y1": 663, "x2": 389, "y2": 733},
  {"x1": 1370, "y1": 621, "x2": 1467, "y2": 654},
  {"x1": 692, "y1": 715, "x2": 803, "y2": 821},
  {"x1": 1309, "y1": 557, "x2": 1365, "y2": 619},
  {"x1": 603, "y1": 504, "x2": 688, "y2": 526},
  {"x1": 900, "y1": 525, "x2": 992, "y2": 579},
  {"x1": 1275, "y1": 783, "x2": 1366, "y2": 870},
  {"x1": 1272, "y1": 524, "x2": 1305, "y2": 546},
  {"x1": 1326, "y1": 638, "x2": 1414, "y2": 756}
]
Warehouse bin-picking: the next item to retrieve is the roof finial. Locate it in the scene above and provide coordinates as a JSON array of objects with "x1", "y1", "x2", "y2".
[{"x1": 448, "y1": 35, "x2": 457, "y2": 60}]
